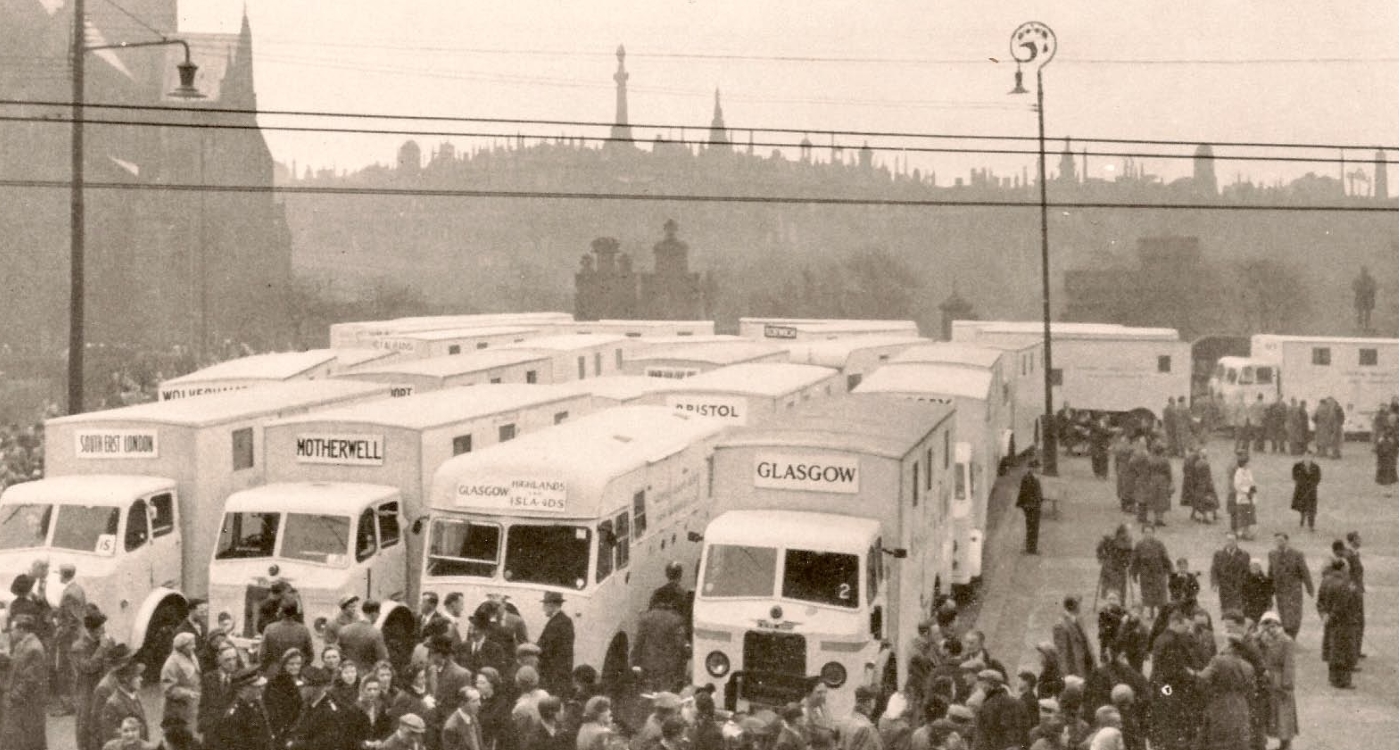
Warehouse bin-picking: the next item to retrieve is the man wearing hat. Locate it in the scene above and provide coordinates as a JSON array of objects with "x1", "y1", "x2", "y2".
[
  {"x1": 1052, "y1": 595, "x2": 1095, "y2": 678},
  {"x1": 456, "y1": 609, "x2": 507, "y2": 675},
  {"x1": 160, "y1": 631, "x2": 202, "y2": 733},
  {"x1": 650, "y1": 561, "x2": 692, "y2": 634},
  {"x1": 1, "y1": 613, "x2": 50, "y2": 750},
  {"x1": 53, "y1": 562, "x2": 87, "y2": 715},
  {"x1": 429, "y1": 633, "x2": 473, "y2": 718},
  {"x1": 85, "y1": 642, "x2": 135, "y2": 750},
  {"x1": 633, "y1": 585, "x2": 689, "y2": 693},
  {"x1": 256, "y1": 580, "x2": 298, "y2": 635},
  {"x1": 975, "y1": 668, "x2": 1029, "y2": 750},
  {"x1": 325, "y1": 594, "x2": 361, "y2": 648},
  {"x1": 631, "y1": 691, "x2": 682, "y2": 750},
  {"x1": 383, "y1": 713, "x2": 429, "y2": 750},
  {"x1": 1016, "y1": 457, "x2": 1046, "y2": 554},
  {"x1": 99, "y1": 658, "x2": 149, "y2": 748},
  {"x1": 838, "y1": 685, "x2": 880, "y2": 750},
  {"x1": 536, "y1": 591, "x2": 575, "y2": 695},
  {"x1": 205, "y1": 667, "x2": 275, "y2": 750},
  {"x1": 72, "y1": 607, "x2": 115, "y2": 750},
  {"x1": 261, "y1": 598, "x2": 314, "y2": 672},
  {"x1": 287, "y1": 665, "x2": 349, "y2": 750}
]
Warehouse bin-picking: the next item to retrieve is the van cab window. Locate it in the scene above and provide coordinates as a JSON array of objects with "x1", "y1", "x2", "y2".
[
  {"x1": 150, "y1": 493, "x2": 175, "y2": 538},
  {"x1": 53, "y1": 505, "x2": 119, "y2": 554},
  {"x1": 356, "y1": 509, "x2": 378, "y2": 562},
  {"x1": 125, "y1": 499, "x2": 149, "y2": 552},
  {"x1": 0, "y1": 504, "x2": 53, "y2": 550},
  {"x1": 377, "y1": 502, "x2": 400, "y2": 548},
  {"x1": 1256, "y1": 367, "x2": 1274, "y2": 384},
  {"x1": 596, "y1": 520, "x2": 615, "y2": 583}
]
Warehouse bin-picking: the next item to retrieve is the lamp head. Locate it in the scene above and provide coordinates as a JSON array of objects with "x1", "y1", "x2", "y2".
[{"x1": 170, "y1": 60, "x2": 205, "y2": 99}]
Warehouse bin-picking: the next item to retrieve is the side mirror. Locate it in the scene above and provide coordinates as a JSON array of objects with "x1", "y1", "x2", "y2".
[
  {"x1": 882, "y1": 548, "x2": 908, "y2": 559},
  {"x1": 687, "y1": 531, "x2": 703, "y2": 543},
  {"x1": 410, "y1": 517, "x2": 425, "y2": 535},
  {"x1": 870, "y1": 606, "x2": 883, "y2": 639}
]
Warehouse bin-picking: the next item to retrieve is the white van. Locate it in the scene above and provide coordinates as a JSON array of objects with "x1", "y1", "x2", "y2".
[
  {"x1": 209, "y1": 384, "x2": 594, "y2": 656},
  {"x1": 157, "y1": 349, "x2": 395, "y2": 401},
  {"x1": 740, "y1": 318, "x2": 921, "y2": 342},
  {"x1": 500, "y1": 334, "x2": 640, "y2": 382},
  {"x1": 626, "y1": 341, "x2": 789, "y2": 379},
  {"x1": 782, "y1": 335, "x2": 929, "y2": 391},
  {"x1": 329, "y1": 313, "x2": 574, "y2": 349},
  {"x1": 369, "y1": 326, "x2": 542, "y2": 359},
  {"x1": 564, "y1": 320, "x2": 717, "y2": 338},
  {"x1": 422, "y1": 406, "x2": 727, "y2": 687},
  {"x1": 2, "y1": 380, "x2": 393, "y2": 665},
  {"x1": 643, "y1": 363, "x2": 843, "y2": 425}
]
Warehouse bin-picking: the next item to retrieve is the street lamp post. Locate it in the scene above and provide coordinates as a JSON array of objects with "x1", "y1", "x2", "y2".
[
  {"x1": 1009, "y1": 22, "x2": 1059, "y2": 475},
  {"x1": 68, "y1": 0, "x2": 203, "y2": 414}
]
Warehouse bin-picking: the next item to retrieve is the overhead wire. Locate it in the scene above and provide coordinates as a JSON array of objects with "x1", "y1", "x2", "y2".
[{"x1": 0, "y1": 178, "x2": 1393, "y2": 213}]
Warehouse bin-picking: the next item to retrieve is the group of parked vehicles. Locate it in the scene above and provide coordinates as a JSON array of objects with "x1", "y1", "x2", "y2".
[{"x1": 0, "y1": 312, "x2": 1392, "y2": 718}]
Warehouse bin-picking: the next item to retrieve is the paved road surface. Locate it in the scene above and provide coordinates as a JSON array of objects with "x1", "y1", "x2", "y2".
[{"x1": 976, "y1": 436, "x2": 1397, "y2": 750}]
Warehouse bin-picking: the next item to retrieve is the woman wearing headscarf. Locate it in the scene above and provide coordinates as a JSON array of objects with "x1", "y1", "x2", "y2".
[
  {"x1": 263, "y1": 648, "x2": 305, "y2": 745},
  {"x1": 473, "y1": 667, "x2": 512, "y2": 750}
]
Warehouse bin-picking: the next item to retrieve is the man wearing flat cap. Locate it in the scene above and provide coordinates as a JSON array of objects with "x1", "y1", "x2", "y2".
[
  {"x1": 1, "y1": 613, "x2": 49, "y2": 750},
  {"x1": 383, "y1": 713, "x2": 429, "y2": 750},
  {"x1": 325, "y1": 594, "x2": 361, "y2": 648},
  {"x1": 537, "y1": 591, "x2": 575, "y2": 695},
  {"x1": 161, "y1": 630, "x2": 202, "y2": 732},
  {"x1": 975, "y1": 668, "x2": 1029, "y2": 750},
  {"x1": 206, "y1": 667, "x2": 275, "y2": 750},
  {"x1": 287, "y1": 665, "x2": 349, "y2": 750}
]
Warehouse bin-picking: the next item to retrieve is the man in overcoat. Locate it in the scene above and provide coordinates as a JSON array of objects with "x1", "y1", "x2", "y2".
[
  {"x1": 1130, "y1": 524, "x2": 1172, "y2": 619},
  {"x1": 1209, "y1": 532, "x2": 1251, "y2": 615},
  {"x1": 1290, "y1": 451, "x2": 1321, "y2": 531},
  {"x1": 1267, "y1": 534, "x2": 1313, "y2": 639},
  {"x1": 205, "y1": 667, "x2": 276, "y2": 750},
  {"x1": 1317, "y1": 558, "x2": 1362, "y2": 689},
  {"x1": 160, "y1": 631, "x2": 202, "y2": 732},
  {"x1": 1017, "y1": 458, "x2": 1045, "y2": 555},
  {"x1": 632, "y1": 591, "x2": 688, "y2": 693},
  {"x1": 1112, "y1": 434, "x2": 1136, "y2": 512},
  {"x1": 1344, "y1": 531, "x2": 1366, "y2": 661},
  {"x1": 537, "y1": 591, "x2": 576, "y2": 696},
  {"x1": 1196, "y1": 628, "x2": 1256, "y2": 750},
  {"x1": 71, "y1": 609, "x2": 114, "y2": 750},
  {"x1": 54, "y1": 562, "x2": 87, "y2": 715},
  {"x1": 1051, "y1": 595, "x2": 1094, "y2": 678},
  {"x1": 1148, "y1": 610, "x2": 1200, "y2": 750},
  {"x1": 1, "y1": 615, "x2": 50, "y2": 750}
]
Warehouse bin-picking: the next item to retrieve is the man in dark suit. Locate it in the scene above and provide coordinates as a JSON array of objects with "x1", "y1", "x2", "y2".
[
  {"x1": 456, "y1": 610, "x2": 508, "y2": 675},
  {"x1": 1051, "y1": 595, "x2": 1095, "y2": 678},
  {"x1": 261, "y1": 599, "x2": 314, "y2": 672},
  {"x1": 430, "y1": 635, "x2": 474, "y2": 719},
  {"x1": 199, "y1": 643, "x2": 244, "y2": 736},
  {"x1": 536, "y1": 591, "x2": 575, "y2": 696},
  {"x1": 175, "y1": 597, "x2": 214, "y2": 673},
  {"x1": 206, "y1": 667, "x2": 276, "y2": 750},
  {"x1": 339, "y1": 600, "x2": 391, "y2": 675},
  {"x1": 1017, "y1": 458, "x2": 1045, "y2": 554},
  {"x1": 1209, "y1": 532, "x2": 1251, "y2": 616},
  {"x1": 417, "y1": 591, "x2": 451, "y2": 643}
]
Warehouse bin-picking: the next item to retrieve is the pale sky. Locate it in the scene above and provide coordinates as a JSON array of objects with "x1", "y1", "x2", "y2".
[{"x1": 176, "y1": 0, "x2": 1398, "y2": 186}]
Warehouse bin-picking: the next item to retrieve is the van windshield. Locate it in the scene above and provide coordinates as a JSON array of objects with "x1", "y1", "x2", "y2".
[
  {"x1": 51, "y1": 505, "x2": 121, "y2": 554},
  {"x1": 215, "y1": 512, "x2": 279, "y2": 559},
  {"x1": 426, "y1": 518, "x2": 501, "y2": 578},
  {"x1": 782, "y1": 549, "x2": 859, "y2": 609},
  {"x1": 700, "y1": 544, "x2": 777, "y2": 598},
  {"x1": 503, "y1": 524, "x2": 590, "y2": 589},
  {"x1": 0, "y1": 504, "x2": 53, "y2": 550},
  {"x1": 282, "y1": 514, "x2": 350, "y2": 565}
]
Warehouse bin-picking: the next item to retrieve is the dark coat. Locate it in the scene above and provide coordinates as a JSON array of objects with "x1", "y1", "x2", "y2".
[
  {"x1": 1143, "y1": 455, "x2": 1174, "y2": 513},
  {"x1": 286, "y1": 693, "x2": 351, "y2": 750},
  {"x1": 1128, "y1": 449, "x2": 1153, "y2": 506},
  {"x1": 455, "y1": 636, "x2": 508, "y2": 676},
  {"x1": 974, "y1": 686, "x2": 1029, "y2": 750},
  {"x1": 87, "y1": 672, "x2": 122, "y2": 750},
  {"x1": 1017, "y1": 471, "x2": 1043, "y2": 512},
  {"x1": 1197, "y1": 650, "x2": 1255, "y2": 750},
  {"x1": 72, "y1": 631, "x2": 113, "y2": 750},
  {"x1": 1113, "y1": 441, "x2": 1136, "y2": 500},
  {"x1": 338, "y1": 621, "x2": 391, "y2": 674},
  {"x1": 198, "y1": 669, "x2": 240, "y2": 736},
  {"x1": 1290, "y1": 461, "x2": 1321, "y2": 514},
  {"x1": 1130, "y1": 537, "x2": 1172, "y2": 608},
  {"x1": 1082, "y1": 660, "x2": 1151, "y2": 725},
  {"x1": 261, "y1": 619, "x2": 315, "y2": 672},
  {"x1": 101, "y1": 688, "x2": 149, "y2": 746},
  {"x1": 264, "y1": 672, "x2": 304, "y2": 743},
  {"x1": 1267, "y1": 548, "x2": 1314, "y2": 634},
  {"x1": 435, "y1": 661, "x2": 473, "y2": 719},
  {"x1": 2, "y1": 631, "x2": 49, "y2": 750},
  {"x1": 348, "y1": 701, "x2": 396, "y2": 748},
  {"x1": 1317, "y1": 571, "x2": 1362, "y2": 669},
  {"x1": 1209, "y1": 547, "x2": 1251, "y2": 614},
  {"x1": 1241, "y1": 572, "x2": 1274, "y2": 625},
  {"x1": 204, "y1": 696, "x2": 276, "y2": 750},
  {"x1": 1051, "y1": 616, "x2": 1094, "y2": 678},
  {"x1": 632, "y1": 607, "x2": 688, "y2": 693},
  {"x1": 536, "y1": 611, "x2": 575, "y2": 695},
  {"x1": 1148, "y1": 629, "x2": 1200, "y2": 750},
  {"x1": 1181, "y1": 455, "x2": 1217, "y2": 512}
]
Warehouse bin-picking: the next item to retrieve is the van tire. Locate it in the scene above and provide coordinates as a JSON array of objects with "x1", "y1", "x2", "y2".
[
  {"x1": 602, "y1": 634, "x2": 630, "y2": 696},
  {"x1": 137, "y1": 598, "x2": 185, "y2": 671}
]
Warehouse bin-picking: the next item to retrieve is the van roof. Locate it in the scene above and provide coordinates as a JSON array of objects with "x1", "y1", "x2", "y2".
[
  {"x1": 652, "y1": 363, "x2": 837, "y2": 397},
  {"x1": 431, "y1": 406, "x2": 726, "y2": 513},
  {"x1": 1251, "y1": 334, "x2": 1398, "y2": 346},
  {"x1": 331, "y1": 348, "x2": 399, "y2": 369},
  {"x1": 963, "y1": 321, "x2": 1180, "y2": 341},
  {"x1": 718, "y1": 394, "x2": 954, "y2": 458},
  {"x1": 893, "y1": 343, "x2": 1003, "y2": 368},
  {"x1": 628, "y1": 341, "x2": 786, "y2": 366},
  {"x1": 47, "y1": 380, "x2": 390, "y2": 428},
  {"x1": 854, "y1": 363, "x2": 994, "y2": 400},
  {"x1": 268, "y1": 384, "x2": 584, "y2": 431},
  {"x1": 388, "y1": 325, "x2": 541, "y2": 342},
  {"x1": 350, "y1": 350, "x2": 551, "y2": 378},
  {"x1": 705, "y1": 510, "x2": 881, "y2": 548},
  {"x1": 499, "y1": 333, "x2": 629, "y2": 352},
  {"x1": 783, "y1": 336, "x2": 929, "y2": 368},
  {"x1": 740, "y1": 317, "x2": 916, "y2": 327},
  {"x1": 2, "y1": 475, "x2": 176, "y2": 505},
  {"x1": 224, "y1": 482, "x2": 400, "y2": 515},
  {"x1": 161, "y1": 350, "x2": 341, "y2": 384},
  {"x1": 549, "y1": 376, "x2": 680, "y2": 403},
  {"x1": 1216, "y1": 356, "x2": 1266, "y2": 367}
]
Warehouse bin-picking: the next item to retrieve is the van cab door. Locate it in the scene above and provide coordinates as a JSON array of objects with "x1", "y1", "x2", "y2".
[
  {"x1": 145, "y1": 492, "x2": 181, "y2": 588},
  {"x1": 371, "y1": 501, "x2": 407, "y2": 602}
]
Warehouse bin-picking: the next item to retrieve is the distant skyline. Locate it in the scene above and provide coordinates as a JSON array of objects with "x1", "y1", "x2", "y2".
[{"x1": 164, "y1": 1, "x2": 1397, "y2": 187}]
